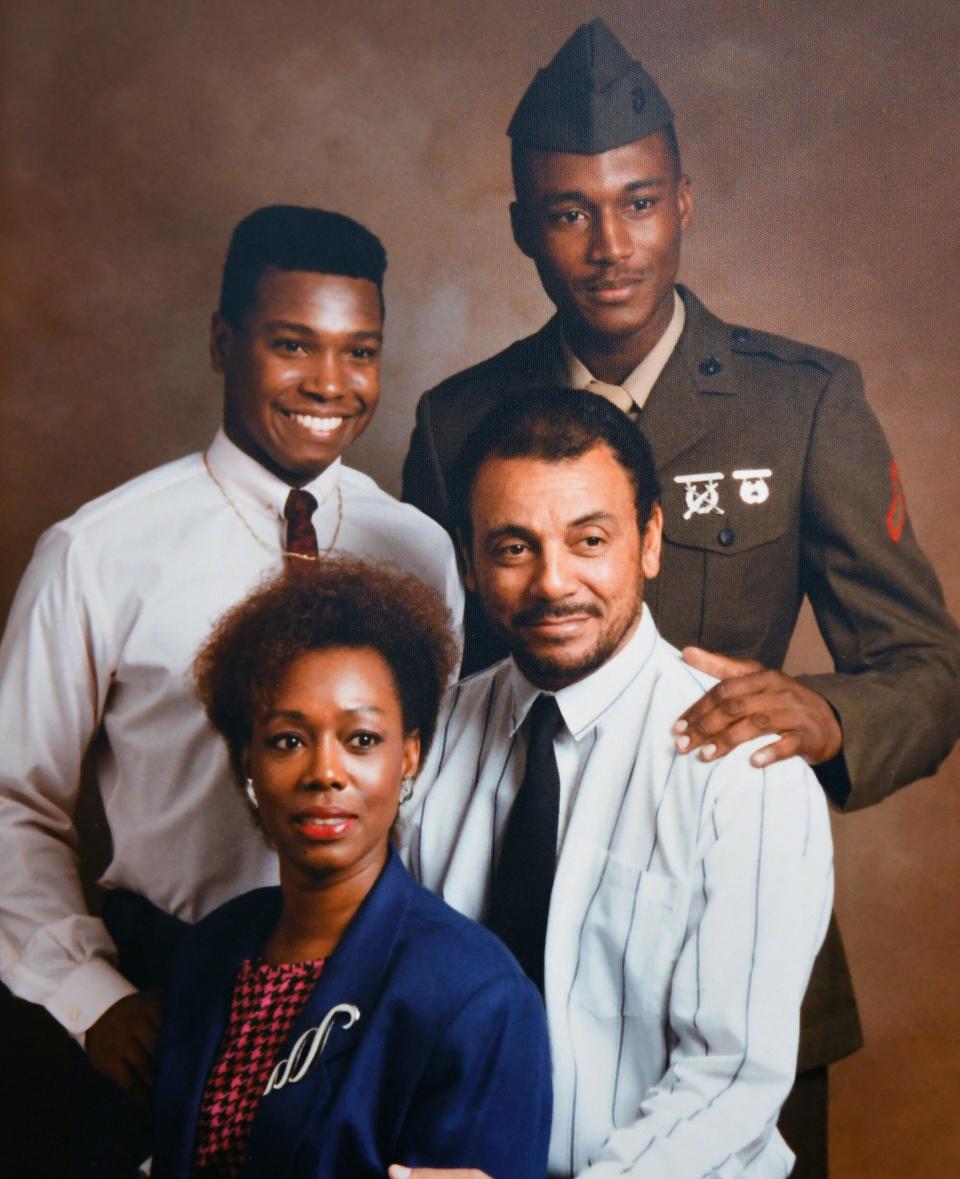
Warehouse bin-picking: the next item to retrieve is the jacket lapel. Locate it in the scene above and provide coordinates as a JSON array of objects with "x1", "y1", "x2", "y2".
[
  {"x1": 526, "y1": 293, "x2": 737, "y2": 474},
  {"x1": 159, "y1": 889, "x2": 282, "y2": 1177},
  {"x1": 640, "y1": 287, "x2": 735, "y2": 473},
  {"x1": 504, "y1": 316, "x2": 567, "y2": 393},
  {"x1": 242, "y1": 850, "x2": 415, "y2": 1176}
]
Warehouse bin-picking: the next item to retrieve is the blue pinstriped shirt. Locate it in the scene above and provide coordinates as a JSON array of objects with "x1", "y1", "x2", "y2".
[{"x1": 400, "y1": 606, "x2": 833, "y2": 1178}]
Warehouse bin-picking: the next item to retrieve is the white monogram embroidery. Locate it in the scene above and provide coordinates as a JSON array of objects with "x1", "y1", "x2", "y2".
[
  {"x1": 263, "y1": 1003, "x2": 361, "y2": 1094},
  {"x1": 674, "y1": 472, "x2": 725, "y2": 519},
  {"x1": 732, "y1": 468, "x2": 772, "y2": 505}
]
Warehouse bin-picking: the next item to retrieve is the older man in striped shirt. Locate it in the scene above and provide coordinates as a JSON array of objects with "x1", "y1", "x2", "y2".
[{"x1": 393, "y1": 389, "x2": 832, "y2": 1179}]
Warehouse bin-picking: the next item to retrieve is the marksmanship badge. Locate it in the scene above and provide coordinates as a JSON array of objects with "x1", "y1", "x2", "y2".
[
  {"x1": 732, "y1": 469, "x2": 772, "y2": 505},
  {"x1": 674, "y1": 472, "x2": 725, "y2": 519}
]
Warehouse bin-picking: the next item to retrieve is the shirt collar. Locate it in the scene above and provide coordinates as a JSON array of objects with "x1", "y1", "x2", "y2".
[
  {"x1": 205, "y1": 427, "x2": 342, "y2": 520},
  {"x1": 562, "y1": 289, "x2": 685, "y2": 411},
  {"x1": 507, "y1": 604, "x2": 659, "y2": 742}
]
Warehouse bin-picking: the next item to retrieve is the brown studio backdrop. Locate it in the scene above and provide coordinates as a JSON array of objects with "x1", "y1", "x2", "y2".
[{"x1": 1, "y1": 0, "x2": 958, "y2": 1173}]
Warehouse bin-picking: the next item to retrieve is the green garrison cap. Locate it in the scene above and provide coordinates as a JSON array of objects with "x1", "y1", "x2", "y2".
[{"x1": 507, "y1": 17, "x2": 673, "y2": 153}]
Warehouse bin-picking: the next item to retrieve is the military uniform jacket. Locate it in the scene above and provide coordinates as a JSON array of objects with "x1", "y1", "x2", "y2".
[{"x1": 402, "y1": 286, "x2": 960, "y2": 1071}]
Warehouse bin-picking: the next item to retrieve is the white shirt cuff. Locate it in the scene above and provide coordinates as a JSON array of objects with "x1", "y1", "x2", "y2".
[{"x1": 47, "y1": 957, "x2": 138, "y2": 1038}]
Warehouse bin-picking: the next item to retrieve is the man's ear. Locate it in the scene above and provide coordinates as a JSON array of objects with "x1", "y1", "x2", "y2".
[
  {"x1": 209, "y1": 311, "x2": 233, "y2": 376},
  {"x1": 677, "y1": 174, "x2": 694, "y2": 234},
  {"x1": 510, "y1": 201, "x2": 535, "y2": 260},
  {"x1": 641, "y1": 503, "x2": 663, "y2": 581},
  {"x1": 457, "y1": 529, "x2": 477, "y2": 593}
]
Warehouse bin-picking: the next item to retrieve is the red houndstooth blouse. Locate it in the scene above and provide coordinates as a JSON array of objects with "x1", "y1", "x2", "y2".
[{"x1": 192, "y1": 957, "x2": 325, "y2": 1178}]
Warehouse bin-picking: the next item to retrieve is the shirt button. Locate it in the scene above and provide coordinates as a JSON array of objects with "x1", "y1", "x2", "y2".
[
  {"x1": 732, "y1": 327, "x2": 750, "y2": 343},
  {"x1": 66, "y1": 1006, "x2": 80, "y2": 1022},
  {"x1": 718, "y1": 527, "x2": 735, "y2": 547},
  {"x1": 699, "y1": 355, "x2": 723, "y2": 376}
]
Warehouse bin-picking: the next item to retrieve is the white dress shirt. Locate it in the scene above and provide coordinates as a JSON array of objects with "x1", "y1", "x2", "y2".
[
  {"x1": 402, "y1": 606, "x2": 832, "y2": 1178},
  {"x1": 0, "y1": 429, "x2": 463, "y2": 1035}
]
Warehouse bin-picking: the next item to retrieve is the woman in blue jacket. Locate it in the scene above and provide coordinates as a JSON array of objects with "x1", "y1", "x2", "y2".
[{"x1": 151, "y1": 557, "x2": 551, "y2": 1179}]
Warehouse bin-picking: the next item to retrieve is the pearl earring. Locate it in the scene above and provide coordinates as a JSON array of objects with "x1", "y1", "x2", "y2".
[
  {"x1": 244, "y1": 777, "x2": 258, "y2": 810},
  {"x1": 399, "y1": 775, "x2": 414, "y2": 805}
]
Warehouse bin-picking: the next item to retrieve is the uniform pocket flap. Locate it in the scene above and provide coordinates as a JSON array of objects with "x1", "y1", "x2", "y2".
[{"x1": 662, "y1": 464, "x2": 791, "y2": 555}]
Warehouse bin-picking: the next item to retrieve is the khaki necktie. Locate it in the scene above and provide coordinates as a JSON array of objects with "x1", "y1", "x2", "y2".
[{"x1": 585, "y1": 378, "x2": 636, "y2": 417}]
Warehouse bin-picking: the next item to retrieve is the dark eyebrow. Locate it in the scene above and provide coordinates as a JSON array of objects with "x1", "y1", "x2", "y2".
[
  {"x1": 569, "y1": 511, "x2": 617, "y2": 529},
  {"x1": 262, "y1": 320, "x2": 314, "y2": 335},
  {"x1": 483, "y1": 512, "x2": 614, "y2": 546},
  {"x1": 262, "y1": 320, "x2": 382, "y2": 342},
  {"x1": 624, "y1": 177, "x2": 666, "y2": 192},
  {"x1": 541, "y1": 189, "x2": 591, "y2": 206},
  {"x1": 262, "y1": 705, "x2": 387, "y2": 723},
  {"x1": 484, "y1": 523, "x2": 539, "y2": 547},
  {"x1": 262, "y1": 708, "x2": 309, "y2": 722},
  {"x1": 542, "y1": 177, "x2": 666, "y2": 206}
]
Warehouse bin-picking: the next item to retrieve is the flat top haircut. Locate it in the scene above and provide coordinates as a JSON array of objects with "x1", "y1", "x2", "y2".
[
  {"x1": 194, "y1": 557, "x2": 458, "y2": 786},
  {"x1": 219, "y1": 205, "x2": 388, "y2": 327},
  {"x1": 452, "y1": 387, "x2": 661, "y2": 545}
]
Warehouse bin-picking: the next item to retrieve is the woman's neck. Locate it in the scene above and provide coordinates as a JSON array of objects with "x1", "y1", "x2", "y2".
[{"x1": 263, "y1": 847, "x2": 387, "y2": 965}]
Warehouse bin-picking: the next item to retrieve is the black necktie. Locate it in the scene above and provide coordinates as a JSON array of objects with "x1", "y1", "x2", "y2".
[
  {"x1": 283, "y1": 489, "x2": 319, "y2": 562},
  {"x1": 486, "y1": 694, "x2": 563, "y2": 994}
]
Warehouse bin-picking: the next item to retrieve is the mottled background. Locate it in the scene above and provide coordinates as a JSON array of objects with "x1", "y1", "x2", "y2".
[{"x1": 1, "y1": 0, "x2": 958, "y2": 1173}]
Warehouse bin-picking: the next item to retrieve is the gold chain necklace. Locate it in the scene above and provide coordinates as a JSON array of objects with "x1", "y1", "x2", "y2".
[{"x1": 203, "y1": 452, "x2": 344, "y2": 561}]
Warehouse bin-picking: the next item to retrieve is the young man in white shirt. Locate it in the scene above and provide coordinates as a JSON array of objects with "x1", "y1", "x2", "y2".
[
  {"x1": 0, "y1": 204, "x2": 463, "y2": 1175},
  {"x1": 393, "y1": 389, "x2": 832, "y2": 1179}
]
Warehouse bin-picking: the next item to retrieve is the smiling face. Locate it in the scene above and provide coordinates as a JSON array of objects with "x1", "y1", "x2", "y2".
[
  {"x1": 245, "y1": 646, "x2": 420, "y2": 890},
  {"x1": 463, "y1": 445, "x2": 662, "y2": 690},
  {"x1": 212, "y1": 269, "x2": 383, "y2": 486},
  {"x1": 511, "y1": 131, "x2": 692, "y2": 367}
]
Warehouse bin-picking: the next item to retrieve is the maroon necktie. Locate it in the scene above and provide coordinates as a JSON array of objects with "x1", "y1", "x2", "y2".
[{"x1": 283, "y1": 489, "x2": 319, "y2": 561}]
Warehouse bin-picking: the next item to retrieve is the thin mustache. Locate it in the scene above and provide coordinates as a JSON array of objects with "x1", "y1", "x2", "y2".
[
  {"x1": 513, "y1": 603, "x2": 602, "y2": 625},
  {"x1": 584, "y1": 270, "x2": 647, "y2": 289}
]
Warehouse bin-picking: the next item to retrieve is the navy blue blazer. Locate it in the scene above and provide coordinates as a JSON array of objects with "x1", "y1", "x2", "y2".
[{"x1": 152, "y1": 849, "x2": 551, "y2": 1178}]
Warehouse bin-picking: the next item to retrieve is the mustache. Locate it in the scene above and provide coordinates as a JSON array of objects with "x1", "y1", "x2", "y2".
[
  {"x1": 584, "y1": 270, "x2": 647, "y2": 289},
  {"x1": 513, "y1": 602, "x2": 602, "y2": 626}
]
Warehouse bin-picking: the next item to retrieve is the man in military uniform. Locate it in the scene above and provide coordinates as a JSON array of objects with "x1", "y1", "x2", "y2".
[{"x1": 401, "y1": 18, "x2": 960, "y2": 1176}]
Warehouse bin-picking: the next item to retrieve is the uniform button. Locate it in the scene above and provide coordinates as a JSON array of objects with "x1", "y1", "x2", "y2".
[
  {"x1": 731, "y1": 328, "x2": 750, "y2": 343},
  {"x1": 631, "y1": 85, "x2": 645, "y2": 113},
  {"x1": 718, "y1": 527, "x2": 735, "y2": 547},
  {"x1": 699, "y1": 355, "x2": 723, "y2": 376}
]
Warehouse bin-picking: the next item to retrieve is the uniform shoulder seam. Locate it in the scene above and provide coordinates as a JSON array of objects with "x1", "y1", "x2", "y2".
[{"x1": 730, "y1": 326, "x2": 853, "y2": 376}]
